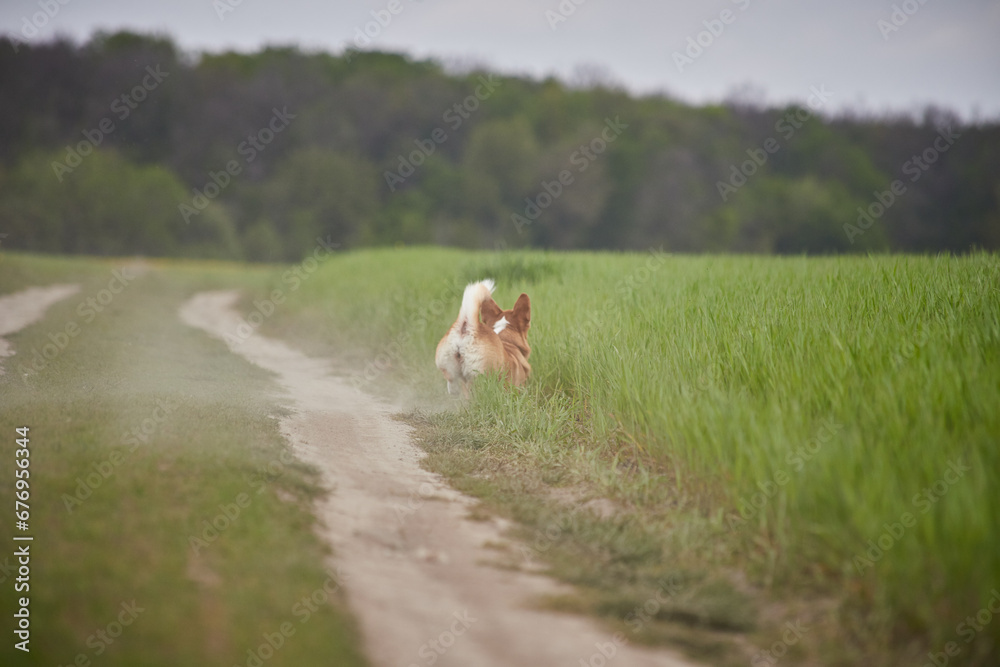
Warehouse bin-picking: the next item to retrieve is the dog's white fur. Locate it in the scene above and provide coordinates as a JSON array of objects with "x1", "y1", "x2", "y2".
[
  {"x1": 435, "y1": 278, "x2": 531, "y2": 396},
  {"x1": 435, "y1": 279, "x2": 498, "y2": 395}
]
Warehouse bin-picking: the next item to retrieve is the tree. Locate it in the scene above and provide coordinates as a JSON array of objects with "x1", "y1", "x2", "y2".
[
  {"x1": 0, "y1": 149, "x2": 239, "y2": 258},
  {"x1": 255, "y1": 148, "x2": 379, "y2": 255},
  {"x1": 708, "y1": 176, "x2": 889, "y2": 253}
]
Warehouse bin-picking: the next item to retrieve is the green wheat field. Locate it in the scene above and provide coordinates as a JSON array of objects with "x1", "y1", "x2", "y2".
[
  {"x1": 270, "y1": 247, "x2": 999, "y2": 664},
  {"x1": 1, "y1": 248, "x2": 997, "y2": 666}
]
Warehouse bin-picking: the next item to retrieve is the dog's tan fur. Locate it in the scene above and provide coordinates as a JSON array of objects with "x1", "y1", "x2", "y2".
[
  {"x1": 435, "y1": 279, "x2": 531, "y2": 396},
  {"x1": 480, "y1": 292, "x2": 531, "y2": 387}
]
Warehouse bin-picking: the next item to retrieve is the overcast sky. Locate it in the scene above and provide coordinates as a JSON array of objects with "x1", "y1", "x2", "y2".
[{"x1": 3, "y1": 0, "x2": 998, "y2": 120}]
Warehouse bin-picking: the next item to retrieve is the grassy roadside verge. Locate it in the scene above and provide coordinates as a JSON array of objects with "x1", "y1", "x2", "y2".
[
  {"x1": 257, "y1": 246, "x2": 1000, "y2": 666},
  {"x1": 0, "y1": 253, "x2": 367, "y2": 667}
]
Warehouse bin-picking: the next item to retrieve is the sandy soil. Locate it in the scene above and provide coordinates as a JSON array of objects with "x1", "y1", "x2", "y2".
[
  {"x1": 179, "y1": 290, "x2": 698, "y2": 667},
  {"x1": 0, "y1": 284, "x2": 81, "y2": 374}
]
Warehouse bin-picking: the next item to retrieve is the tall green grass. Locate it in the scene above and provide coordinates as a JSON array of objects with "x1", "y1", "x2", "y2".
[{"x1": 266, "y1": 247, "x2": 999, "y2": 661}]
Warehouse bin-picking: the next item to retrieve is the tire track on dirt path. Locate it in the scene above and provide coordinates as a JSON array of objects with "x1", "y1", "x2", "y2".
[
  {"x1": 0, "y1": 284, "x2": 81, "y2": 375},
  {"x1": 179, "y1": 289, "x2": 698, "y2": 667}
]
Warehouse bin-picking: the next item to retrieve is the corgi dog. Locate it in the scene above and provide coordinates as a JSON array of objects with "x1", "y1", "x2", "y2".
[{"x1": 435, "y1": 279, "x2": 531, "y2": 396}]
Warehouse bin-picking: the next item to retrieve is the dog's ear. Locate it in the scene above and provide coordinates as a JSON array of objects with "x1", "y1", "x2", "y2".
[
  {"x1": 512, "y1": 293, "x2": 530, "y2": 328},
  {"x1": 480, "y1": 297, "x2": 503, "y2": 326}
]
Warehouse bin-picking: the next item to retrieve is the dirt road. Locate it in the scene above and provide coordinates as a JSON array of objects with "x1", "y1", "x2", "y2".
[
  {"x1": 0, "y1": 284, "x2": 80, "y2": 374},
  {"x1": 180, "y1": 290, "x2": 697, "y2": 667}
]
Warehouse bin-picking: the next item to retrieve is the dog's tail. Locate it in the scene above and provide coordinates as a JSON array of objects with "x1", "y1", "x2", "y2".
[{"x1": 458, "y1": 279, "x2": 495, "y2": 335}]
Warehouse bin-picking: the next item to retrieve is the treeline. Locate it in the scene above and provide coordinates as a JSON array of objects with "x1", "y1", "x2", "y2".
[{"x1": 1, "y1": 31, "x2": 998, "y2": 261}]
